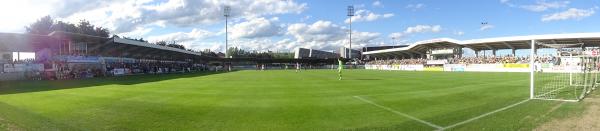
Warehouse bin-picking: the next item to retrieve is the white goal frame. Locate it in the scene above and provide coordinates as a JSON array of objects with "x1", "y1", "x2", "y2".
[{"x1": 531, "y1": 39, "x2": 599, "y2": 102}]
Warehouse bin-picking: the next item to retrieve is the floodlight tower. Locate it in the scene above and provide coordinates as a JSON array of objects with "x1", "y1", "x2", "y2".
[
  {"x1": 347, "y1": 5, "x2": 354, "y2": 59},
  {"x1": 224, "y1": 6, "x2": 231, "y2": 58}
]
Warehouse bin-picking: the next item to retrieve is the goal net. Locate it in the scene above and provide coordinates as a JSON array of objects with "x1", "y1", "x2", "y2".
[{"x1": 532, "y1": 46, "x2": 599, "y2": 102}]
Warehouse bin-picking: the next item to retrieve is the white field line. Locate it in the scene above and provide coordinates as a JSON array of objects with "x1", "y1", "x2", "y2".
[
  {"x1": 442, "y1": 99, "x2": 530, "y2": 130},
  {"x1": 532, "y1": 98, "x2": 579, "y2": 102},
  {"x1": 353, "y1": 96, "x2": 444, "y2": 130}
]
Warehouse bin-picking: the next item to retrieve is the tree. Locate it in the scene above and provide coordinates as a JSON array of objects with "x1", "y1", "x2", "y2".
[
  {"x1": 200, "y1": 49, "x2": 219, "y2": 57},
  {"x1": 52, "y1": 21, "x2": 78, "y2": 33},
  {"x1": 77, "y1": 20, "x2": 95, "y2": 35},
  {"x1": 25, "y1": 16, "x2": 54, "y2": 35},
  {"x1": 155, "y1": 41, "x2": 167, "y2": 46},
  {"x1": 25, "y1": 16, "x2": 111, "y2": 37},
  {"x1": 226, "y1": 47, "x2": 274, "y2": 58},
  {"x1": 95, "y1": 27, "x2": 110, "y2": 37},
  {"x1": 270, "y1": 52, "x2": 294, "y2": 59}
]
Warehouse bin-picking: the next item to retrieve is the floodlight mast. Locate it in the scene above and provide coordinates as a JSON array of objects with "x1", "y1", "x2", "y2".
[
  {"x1": 347, "y1": 5, "x2": 354, "y2": 60},
  {"x1": 224, "y1": 6, "x2": 231, "y2": 58}
]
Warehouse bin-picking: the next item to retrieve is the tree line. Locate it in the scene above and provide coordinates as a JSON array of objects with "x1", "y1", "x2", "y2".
[
  {"x1": 227, "y1": 47, "x2": 294, "y2": 59},
  {"x1": 25, "y1": 16, "x2": 110, "y2": 37}
]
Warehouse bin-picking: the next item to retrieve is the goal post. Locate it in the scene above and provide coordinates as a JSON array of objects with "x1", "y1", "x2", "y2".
[{"x1": 531, "y1": 41, "x2": 599, "y2": 102}]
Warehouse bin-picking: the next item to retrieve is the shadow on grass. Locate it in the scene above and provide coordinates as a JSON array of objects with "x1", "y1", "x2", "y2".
[
  {"x1": 0, "y1": 101, "x2": 78, "y2": 130},
  {"x1": 0, "y1": 71, "x2": 234, "y2": 95}
]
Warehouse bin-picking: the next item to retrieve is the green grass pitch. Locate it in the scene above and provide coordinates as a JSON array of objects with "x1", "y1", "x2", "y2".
[{"x1": 0, "y1": 70, "x2": 586, "y2": 130}]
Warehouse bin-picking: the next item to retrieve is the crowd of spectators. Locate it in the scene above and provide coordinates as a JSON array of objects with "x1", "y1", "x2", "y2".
[
  {"x1": 105, "y1": 62, "x2": 208, "y2": 75},
  {"x1": 366, "y1": 55, "x2": 557, "y2": 65},
  {"x1": 1, "y1": 57, "x2": 210, "y2": 80},
  {"x1": 2, "y1": 58, "x2": 37, "y2": 64},
  {"x1": 447, "y1": 56, "x2": 530, "y2": 64},
  {"x1": 367, "y1": 59, "x2": 427, "y2": 65}
]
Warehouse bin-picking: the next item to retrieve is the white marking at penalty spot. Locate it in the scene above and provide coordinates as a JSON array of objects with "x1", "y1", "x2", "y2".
[{"x1": 353, "y1": 96, "x2": 444, "y2": 130}]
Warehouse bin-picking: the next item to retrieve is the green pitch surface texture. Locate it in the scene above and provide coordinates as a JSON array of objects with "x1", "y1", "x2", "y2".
[{"x1": 0, "y1": 70, "x2": 586, "y2": 130}]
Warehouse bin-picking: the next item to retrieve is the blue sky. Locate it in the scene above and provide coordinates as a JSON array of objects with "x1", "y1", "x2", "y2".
[{"x1": 1, "y1": 0, "x2": 599, "y2": 53}]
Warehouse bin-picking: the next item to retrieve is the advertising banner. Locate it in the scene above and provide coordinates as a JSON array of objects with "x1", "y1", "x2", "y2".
[
  {"x1": 365, "y1": 64, "x2": 423, "y2": 71},
  {"x1": 426, "y1": 60, "x2": 447, "y2": 65},
  {"x1": 503, "y1": 63, "x2": 529, "y2": 68},
  {"x1": 67, "y1": 56, "x2": 101, "y2": 63},
  {"x1": 3, "y1": 64, "x2": 44, "y2": 73},
  {"x1": 443, "y1": 64, "x2": 466, "y2": 71},
  {"x1": 424, "y1": 67, "x2": 443, "y2": 71},
  {"x1": 401, "y1": 65, "x2": 424, "y2": 71},
  {"x1": 465, "y1": 64, "x2": 503, "y2": 72},
  {"x1": 113, "y1": 68, "x2": 126, "y2": 76}
]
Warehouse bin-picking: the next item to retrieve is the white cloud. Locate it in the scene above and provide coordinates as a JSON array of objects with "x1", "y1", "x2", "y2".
[
  {"x1": 500, "y1": 0, "x2": 517, "y2": 7},
  {"x1": 344, "y1": 9, "x2": 394, "y2": 23},
  {"x1": 541, "y1": 7, "x2": 597, "y2": 22},
  {"x1": 388, "y1": 25, "x2": 442, "y2": 42},
  {"x1": 404, "y1": 25, "x2": 442, "y2": 34},
  {"x1": 406, "y1": 3, "x2": 425, "y2": 11},
  {"x1": 521, "y1": 0, "x2": 570, "y2": 12},
  {"x1": 148, "y1": 28, "x2": 214, "y2": 43},
  {"x1": 287, "y1": 20, "x2": 346, "y2": 42},
  {"x1": 480, "y1": 24, "x2": 495, "y2": 31},
  {"x1": 0, "y1": 1, "x2": 60, "y2": 33},
  {"x1": 118, "y1": 27, "x2": 153, "y2": 38},
  {"x1": 6, "y1": 0, "x2": 307, "y2": 34},
  {"x1": 300, "y1": 15, "x2": 312, "y2": 22},
  {"x1": 388, "y1": 25, "x2": 442, "y2": 43},
  {"x1": 372, "y1": 1, "x2": 383, "y2": 8},
  {"x1": 351, "y1": 31, "x2": 381, "y2": 43},
  {"x1": 285, "y1": 20, "x2": 381, "y2": 51},
  {"x1": 231, "y1": 17, "x2": 282, "y2": 39},
  {"x1": 388, "y1": 32, "x2": 404, "y2": 39},
  {"x1": 454, "y1": 31, "x2": 465, "y2": 36}
]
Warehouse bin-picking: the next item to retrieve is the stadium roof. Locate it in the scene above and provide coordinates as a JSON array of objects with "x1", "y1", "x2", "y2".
[
  {"x1": 0, "y1": 32, "x2": 58, "y2": 52},
  {"x1": 363, "y1": 32, "x2": 600, "y2": 56},
  {"x1": 112, "y1": 38, "x2": 201, "y2": 56},
  {"x1": 0, "y1": 31, "x2": 204, "y2": 61}
]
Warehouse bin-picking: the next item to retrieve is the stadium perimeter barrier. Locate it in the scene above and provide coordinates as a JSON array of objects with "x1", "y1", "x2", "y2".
[
  {"x1": 365, "y1": 63, "x2": 530, "y2": 72},
  {"x1": 231, "y1": 65, "x2": 365, "y2": 70},
  {"x1": 1, "y1": 63, "x2": 44, "y2": 81}
]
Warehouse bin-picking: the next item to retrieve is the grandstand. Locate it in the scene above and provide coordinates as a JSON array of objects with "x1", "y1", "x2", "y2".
[
  {"x1": 362, "y1": 33, "x2": 600, "y2": 72},
  {"x1": 340, "y1": 47, "x2": 361, "y2": 59},
  {"x1": 294, "y1": 48, "x2": 338, "y2": 59},
  {"x1": 363, "y1": 32, "x2": 600, "y2": 102},
  {"x1": 0, "y1": 31, "x2": 208, "y2": 81},
  {"x1": 363, "y1": 33, "x2": 600, "y2": 60}
]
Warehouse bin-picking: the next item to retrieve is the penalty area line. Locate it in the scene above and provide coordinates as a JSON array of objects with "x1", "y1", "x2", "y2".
[
  {"x1": 353, "y1": 96, "x2": 444, "y2": 130},
  {"x1": 442, "y1": 99, "x2": 530, "y2": 130}
]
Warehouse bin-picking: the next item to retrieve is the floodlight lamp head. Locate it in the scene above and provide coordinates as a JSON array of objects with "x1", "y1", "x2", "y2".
[
  {"x1": 224, "y1": 6, "x2": 231, "y2": 17},
  {"x1": 347, "y1": 6, "x2": 354, "y2": 16}
]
